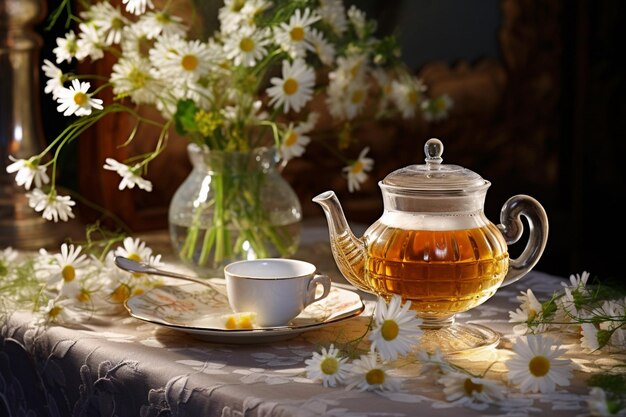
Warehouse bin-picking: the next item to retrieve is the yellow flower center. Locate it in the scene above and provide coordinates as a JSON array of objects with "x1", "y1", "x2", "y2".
[
  {"x1": 320, "y1": 357, "x2": 338, "y2": 375},
  {"x1": 127, "y1": 253, "x2": 142, "y2": 262},
  {"x1": 351, "y1": 89, "x2": 365, "y2": 104},
  {"x1": 62, "y1": 265, "x2": 76, "y2": 282},
  {"x1": 285, "y1": 131, "x2": 298, "y2": 146},
  {"x1": 110, "y1": 284, "x2": 131, "y2": 303},
  {"x1": 290, "y1": 26, "x2": 305, "y2": 42},
  {"x1": 350, "y1": 161, "x2": 363, "y2": 174},
  {"x1": 283, "y1": 78, "x2": 299, "y2": 96},
  {"x1": 181, "y1": 54, "x2": 198, "y2": 71},
  {"x1": 155, "y1": 12, "x2": 172, "y2": 24},
  {"x1": 528, "y1": 309, "x2": 537, "y2": 321},
  {"x1": 380, "y1": 319, "x2": 399, "y2": 341},
  {"x1": 408, "y1": 90, "x2": 418, "y2": 105},
  {"x1": 111, "y1": 17, "x2": 124, "y2": 30},
  {"x1": 129, "y1": 68, "x2": 147, "y2": 88},
  {"x1": 48, "y1": 306, "x2": 63, "y2": 319},
  {"x1": 365, "y1": 368, "x2": 385, "y2": 385},
  {"x1": 239, "y1": 37, "x2": 255, "y2": 52},
  {"x1": 528, "y1": 355, "x2": 551, "y2": 377},
  {"x1": 77, "y1": 290, "x2": 90, "y2": 303},
  {"x1": 74, "y1": 92, "x2": 88, "y2": 106},
  {"x1": 67, "y1": 39, "x2": 78, "y2": 55},
  {"x1": 463, "y1": 378, "x2": 484, "y2": 395}
]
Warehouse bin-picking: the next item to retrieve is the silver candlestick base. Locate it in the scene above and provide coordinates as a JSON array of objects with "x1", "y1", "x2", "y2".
[{"x1": 0, "y1": 0, "x2": 72, "y2": 250}]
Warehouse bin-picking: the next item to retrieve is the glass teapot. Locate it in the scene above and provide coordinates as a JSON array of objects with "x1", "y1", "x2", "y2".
[{"x1": 313, "y1": 138, "x2": 548, "y2": 352}]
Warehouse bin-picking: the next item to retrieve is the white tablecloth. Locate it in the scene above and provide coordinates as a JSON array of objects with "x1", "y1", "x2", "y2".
[{"x1": 1, "y1": 225, "x2": 622, "y2": 417}]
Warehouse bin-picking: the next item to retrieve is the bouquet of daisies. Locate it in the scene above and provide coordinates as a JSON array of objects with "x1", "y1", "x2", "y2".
[{"x1": 6, "y1": 0, "x2": 452, "y2": 271}]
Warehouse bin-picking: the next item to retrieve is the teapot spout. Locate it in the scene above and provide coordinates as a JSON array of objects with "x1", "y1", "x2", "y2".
[{"x1": 312, "y1": 191, "x2": 369, "y2": 293}]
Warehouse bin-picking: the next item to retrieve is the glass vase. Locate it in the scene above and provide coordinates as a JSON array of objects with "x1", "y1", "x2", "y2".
[{"x1": 168, "y1": 144, "x2": 302, "y2": 277}]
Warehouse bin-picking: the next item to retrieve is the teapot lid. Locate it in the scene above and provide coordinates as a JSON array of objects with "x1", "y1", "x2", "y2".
[{"x1": 381, "y1": 138, "x2": 490, "y2": 193}]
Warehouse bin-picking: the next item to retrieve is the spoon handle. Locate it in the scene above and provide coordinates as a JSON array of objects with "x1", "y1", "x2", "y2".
[{"x1": 114, "y1": 256, "x2": 220, "y2": 290}]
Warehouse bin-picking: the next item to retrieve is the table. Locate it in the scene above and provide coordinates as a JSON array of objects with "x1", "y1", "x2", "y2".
[{"x1": 1, "y1": 223, "x2": 622, "y2": 417}]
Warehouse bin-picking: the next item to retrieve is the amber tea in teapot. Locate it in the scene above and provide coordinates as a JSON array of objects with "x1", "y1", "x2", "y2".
[
  {"x1": 315, "y1": 138, "x2": 548, "y2": 343},
  {"x1": 365, "y1": 223, "x2": 508, "y2": 316}
]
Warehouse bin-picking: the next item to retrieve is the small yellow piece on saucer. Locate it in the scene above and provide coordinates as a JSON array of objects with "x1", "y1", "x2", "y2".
[{"x1": 224, "y1": 312, "x2": 257, "y2": 329}]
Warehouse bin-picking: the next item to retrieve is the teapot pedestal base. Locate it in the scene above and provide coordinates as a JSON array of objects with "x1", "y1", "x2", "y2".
[{"x1": 417, "y1": 322, "x2": 500, "y2": 357}]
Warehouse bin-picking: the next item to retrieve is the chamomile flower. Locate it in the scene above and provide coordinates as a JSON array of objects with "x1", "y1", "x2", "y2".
[
  {"x1": 111, "y1": 56, "x2": 160, "y2": 105},
  {"x1": 115, "y1": 237, "x2": 153, "y2": 264},
  {"x1": 318, "y1": 0, "x2": 348, "y2": 35},
  {"x1": 280, "y1": 114, "x2": 318, "y2": 162},
  {"x1": 86, "y1": 1, "x2": 128, "y2": 46},
  {"x1": 5, "y1": 156, "x2": 49, "y2": 190},
  {"x1": 438, "y1": 371, "x2": 505, "y2": 406},
  {"x1": 53, "y1": 30, "x2": 78, "y2": 64},
  {"x1": 581, "y1": 323, "x2": 600, "y2": 351},
  {"x1": 150, "y1": 36, "x2": 212, "y2": 85},
  {"x1": 224, "y1": 25, "x2": 270, "y2": 67},
  {"x1": 56, "y1": 79, "x2": 104, "y2": 117},
  {"x1": 347, "y1": 5, "x2": 368, "y2": 39},
  {"x1": 75, "y1": 22, "x2": 105, "y2": 61},
  {"x1": 509, "y1": 288, "x2": 547, "y2": 335},
  {"x1": 345, "y1": 352, "x2": 401, "y2": 392},
  {"x1": 305, "y1": 344, "x2": 350, "y2": 387},
  {"x1": 562, "y1": 270, "x2": 591, "y2": 293},
  {"x1": 103, "y1": 158, "x2": 153, "y2": 191},
  {"x1": 343, "y1": 81, "x2": 369, "y2": 120},
  {"x1": 368, "y1": 295, "x2": 423, "y2": 361},
  {"x1": 45, "y1": 243, "x2": 89, "y2": 285},
  {"x1": 35, "y1": 299, "x2": 73, "y2": 326},
  {"x1": 26, "y1": 188, "x2": 76, "y2": 222},
  {"x1": 306, "y1": 28, "x2": 335, "y2": 66},
  {"x1": 266, "y1": 58, "x2": 315, "y2": 113},
  {"x1": 273, "y1": 8, "x2": 320, "y2": 58},
  {"x1": 505, "y1": 334, "x2": 573, "y2": 393},
  {"x1": 122, "y1": 0, "x2": 154, "y2": 15},
  {"x1": 416, "y1": 348, "x2": 455, "y2": 375},
  {"x1": 422, "y1": 94, "x2": 454, "y2": 122},
  {"x1": 217, "y1": 0, "x2": 272, "y2": 33},
  {"x1": 0, "y1": 247, "x2": 18, "y2": 265},
  {"x1": 343, "y1": 147, "x2": 374, "y2": 193},
  {"x1": 138, "y1": 11, "x2": 187, "y2": 39},
  {"x1": 391, "y1": 77, "x2": 426, "y2": 119},
  {"x1": 42, "y1": 59, "x2": 65, "y2": 99}
]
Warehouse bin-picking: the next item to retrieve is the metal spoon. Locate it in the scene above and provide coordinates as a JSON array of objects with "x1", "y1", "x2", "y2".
[{"x1": 114, "y1": 256, "x2": 227, "y2": 295}]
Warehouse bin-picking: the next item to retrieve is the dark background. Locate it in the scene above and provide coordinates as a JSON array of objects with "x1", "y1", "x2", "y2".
[{"x1": 34, "y1": 0, "x2": 626, "y2": 282}]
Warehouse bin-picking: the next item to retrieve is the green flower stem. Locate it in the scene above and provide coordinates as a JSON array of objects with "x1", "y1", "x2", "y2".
[
  {"x1": 213, "y1": 172, "x2": 226, "y2": 264},
  {"x1": 198, "y1": 227, "x2": 216, "y2": 266},
  {"x1": 180, "y1": 202, "x2": 204, "y2": 260},
  {"x1": 261, "y1": 223, "x2": 291, "y2": 256}
]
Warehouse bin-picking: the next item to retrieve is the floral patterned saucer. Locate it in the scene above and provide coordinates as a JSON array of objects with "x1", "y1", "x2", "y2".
[{"x1": 124, "y1": 281, "x2": 365, "y2": 344}]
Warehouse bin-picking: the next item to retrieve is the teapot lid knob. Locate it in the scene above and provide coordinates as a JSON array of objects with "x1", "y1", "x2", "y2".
[{"x1": 424, "y1": 138, "x2": 444, "y2": 165}]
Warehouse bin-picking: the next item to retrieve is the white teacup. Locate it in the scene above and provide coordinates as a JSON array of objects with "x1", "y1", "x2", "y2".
[{"x1": 223, "y1": 258, "x2": 331, "y2": 327}]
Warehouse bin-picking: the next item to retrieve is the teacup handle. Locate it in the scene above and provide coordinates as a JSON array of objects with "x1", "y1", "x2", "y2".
[
  {"x1": 306, "y1": 274, "x2": 331, "y2": 305},
  {"x1": 498, "y1": 194, "x2": 549, "y2": 287}
]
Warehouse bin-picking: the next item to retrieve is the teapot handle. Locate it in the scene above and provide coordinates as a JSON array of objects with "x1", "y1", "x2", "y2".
[{"x1": 498, "y1": 195, "x2": 549, "y2": 287}]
